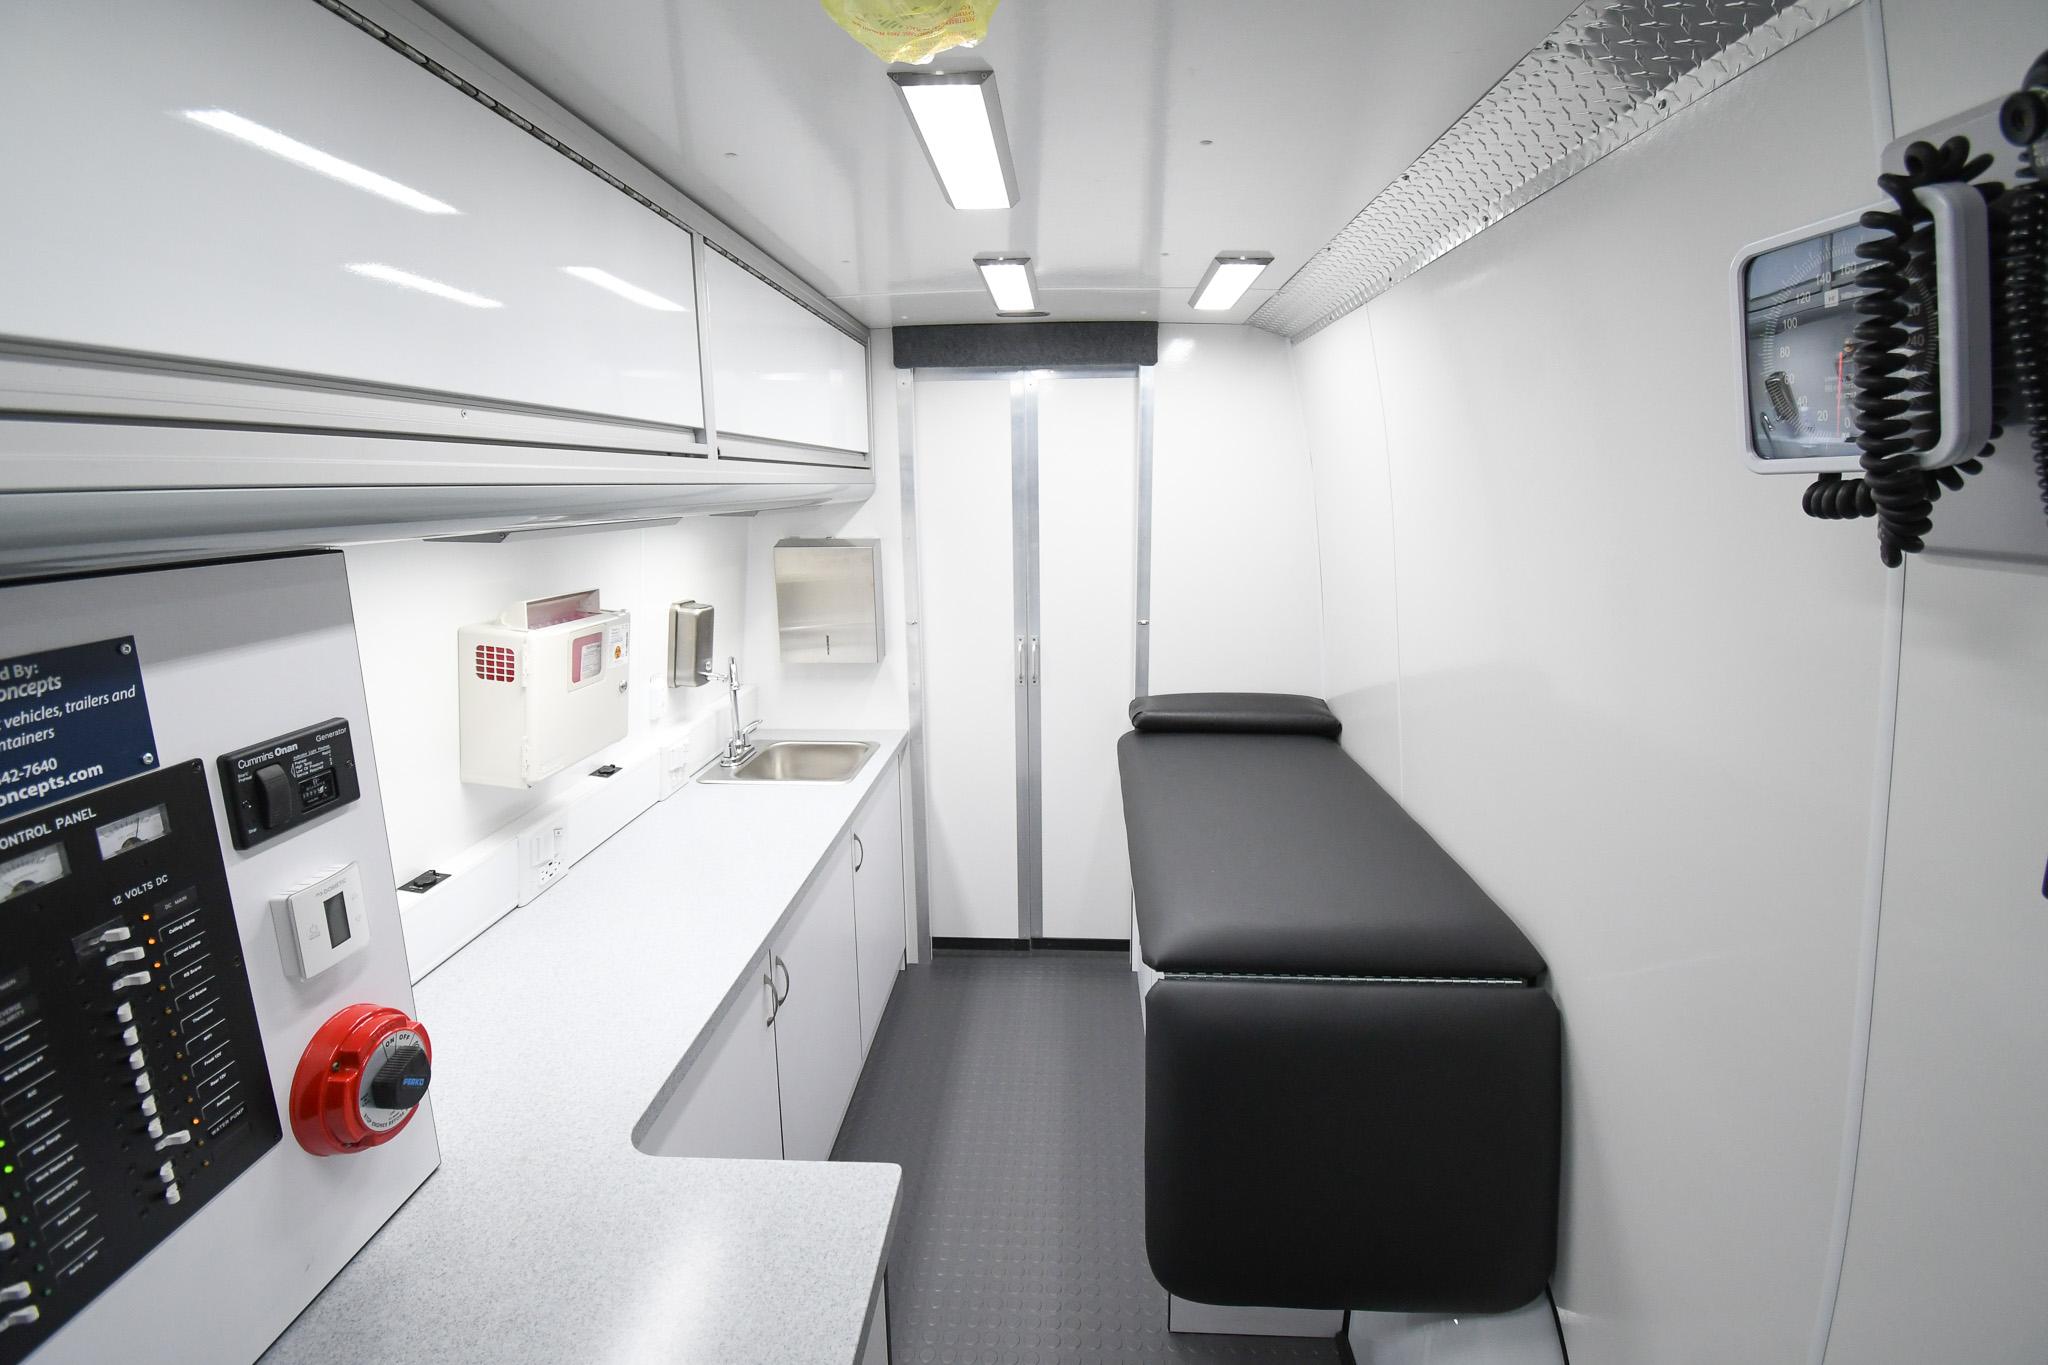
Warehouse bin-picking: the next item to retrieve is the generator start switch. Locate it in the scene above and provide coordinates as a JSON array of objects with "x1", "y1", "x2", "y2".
[{"x1": 217, "y1": 719, "x2": 361, "y2": 850}]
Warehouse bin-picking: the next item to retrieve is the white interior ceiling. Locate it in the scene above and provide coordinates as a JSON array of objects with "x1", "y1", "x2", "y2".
[{"x1": 413, "y1": 0, "x2": 1581, "y2": 329}]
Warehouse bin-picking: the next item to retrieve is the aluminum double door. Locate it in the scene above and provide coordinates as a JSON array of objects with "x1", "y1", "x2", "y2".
[{"x1": 915, "y1": 371, "x2": 1140, "y2": 941}]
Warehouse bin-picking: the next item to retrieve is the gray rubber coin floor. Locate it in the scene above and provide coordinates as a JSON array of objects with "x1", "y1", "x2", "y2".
[{"x1": 832, "y1": 950, "x2": 1339, "y2": 1364}]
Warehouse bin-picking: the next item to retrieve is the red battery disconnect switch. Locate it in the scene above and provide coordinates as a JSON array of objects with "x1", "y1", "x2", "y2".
[{"x1": 289, "y1": 1003, "x2": 433, "y2": 1156}]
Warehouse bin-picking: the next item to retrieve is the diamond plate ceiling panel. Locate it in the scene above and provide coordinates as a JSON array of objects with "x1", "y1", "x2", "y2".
[{"x1": 1251, "y1": 0, "x2": 1861, "y2": 340}]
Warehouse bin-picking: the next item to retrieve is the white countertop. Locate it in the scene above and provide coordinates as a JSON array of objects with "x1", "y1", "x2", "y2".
[{"x1": 262, "y1": 730, "x2": 908, "y2": 1365}]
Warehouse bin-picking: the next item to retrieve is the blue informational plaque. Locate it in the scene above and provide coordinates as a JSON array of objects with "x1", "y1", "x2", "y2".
[{"x1": 0, "y1": 636, "x2": 160, "y2": 817}]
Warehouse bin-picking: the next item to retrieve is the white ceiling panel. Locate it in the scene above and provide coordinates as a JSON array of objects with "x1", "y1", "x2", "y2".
[{"x1": 414, "y1": 0, "x2": 1580, "y2": 328}]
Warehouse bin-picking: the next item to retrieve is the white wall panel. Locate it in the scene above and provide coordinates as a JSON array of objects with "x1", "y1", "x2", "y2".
[
  {"x1": 1291, "y1": 313, "x2": 1403, "y2": 791},
  {"x1": 1148, "y1": 325, "x2": 1323, "y2": 697},
  {"x1": 708, "y1": 250, "x2": 870, "y2": 453},
  {"x1": 1296, "y1": 12, "x2": 1889, "y2": 1362},
  {"x1": 345, "y1": 519, "x2": 747, "y2": 887},
  {"x1": 740, "y1": 337, "x2": 910, "y2": 732},
  {"x1": 0, "y1": 0, "x2": 703, "y2": 428},
  {"x1": 1823, "y1": 560, "x2": 2048, "y2": 1363},
  {"x1": 910, "y1": 379, "x2": 1018, "y2": 940}
]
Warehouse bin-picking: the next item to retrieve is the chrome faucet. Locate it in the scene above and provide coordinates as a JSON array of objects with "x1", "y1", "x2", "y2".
[{"x1": 706, "y1": 656, "x2": 760, "y2": 769}]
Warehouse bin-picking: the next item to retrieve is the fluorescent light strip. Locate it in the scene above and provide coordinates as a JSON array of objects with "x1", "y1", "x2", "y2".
[
  {"x1": 347, "y1": 262, "x2": 502, "y2": 308},
  {"x1": 183, "y1": 109, "x2": 458, "y2": 215},
  {"x1": 975, "y1": 257, "x2": 1038, "y2": 314},
  {"x1": 1190, "y1": 255, "x2": 1274, "y2": 311},
  {"x1": 563, "y1": 266, "x2": 686, "y2": 312},
  {"x1": 892, "y1": 75, "x2": 1017, "y2": 211}
]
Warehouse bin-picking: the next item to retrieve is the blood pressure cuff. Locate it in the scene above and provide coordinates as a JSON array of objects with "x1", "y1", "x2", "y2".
[{"x1": 1145, "y1": 975, "x2": 1561, "y2": 1313}]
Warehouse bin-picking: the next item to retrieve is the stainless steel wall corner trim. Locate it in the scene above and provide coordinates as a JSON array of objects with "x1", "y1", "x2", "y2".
[
  {"x1": 1135, "y1": 364, "x2": 1156, "y2": 699},
  {"x1": 897, "y1": 371, "x2": 931, "y2": 964},
  {"x1": 1010, "y1": 376, "x2": 1044, "y2": 941}
]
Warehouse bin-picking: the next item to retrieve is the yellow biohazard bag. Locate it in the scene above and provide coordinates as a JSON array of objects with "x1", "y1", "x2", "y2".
[{"x1": 821, "y1": 0, "x2": 998, "y2": 65}]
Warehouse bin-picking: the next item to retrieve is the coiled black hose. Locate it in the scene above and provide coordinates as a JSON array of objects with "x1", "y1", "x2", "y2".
[
  {"x1": 1817, "y1": 136, "x2": 1999, "y2": 566},
  {"x1": 2002, "y1": 66, "x2": 2048, "y2": 520}
]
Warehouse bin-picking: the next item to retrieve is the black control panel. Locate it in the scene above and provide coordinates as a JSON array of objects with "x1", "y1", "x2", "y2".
[
  {"x1": 0, "y1": 761, "x2": 280, "y2": 1362},
  {"x1": 216, "y1": 719, "x2": 360, "y2": 850}
]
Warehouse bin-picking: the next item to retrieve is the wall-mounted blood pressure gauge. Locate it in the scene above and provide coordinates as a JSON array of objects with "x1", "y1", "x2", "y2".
[{"x1": 1733, "y1": 209, "x2": 1885, "y2": 474}]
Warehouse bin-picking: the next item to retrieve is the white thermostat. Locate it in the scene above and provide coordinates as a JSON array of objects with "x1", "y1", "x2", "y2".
[
  {"x1": 276, "y1": 862, "x2": 370, "y2": 980},
  {"x1": 457, "y1": 589, "x2": 631, "y2": 788}
]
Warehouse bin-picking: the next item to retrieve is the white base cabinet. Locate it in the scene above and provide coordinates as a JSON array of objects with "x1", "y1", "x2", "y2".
[
  {"x1": 637, "y1": 955, "x2": 783, "y2": 1159},
  {"x1": 644, "y1": 754, "x2": 907, "y2": 1161},
  {"x1": 851, "y1": 763, "x2": 907, "y2": 1055},
  {"x1": 772, "y1": 837, "x2": 867, "y2": 1160}
]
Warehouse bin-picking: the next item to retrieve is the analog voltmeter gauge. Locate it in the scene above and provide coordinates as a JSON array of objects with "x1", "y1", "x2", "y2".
[{"x1": 1734, "y1": 212, "x2": 1883, "y2": 473}]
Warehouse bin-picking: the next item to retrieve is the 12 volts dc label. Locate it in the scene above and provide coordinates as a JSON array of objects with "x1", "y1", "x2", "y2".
[{"x1": 0, "y1": 637, "x2": 158, "y2": 816}]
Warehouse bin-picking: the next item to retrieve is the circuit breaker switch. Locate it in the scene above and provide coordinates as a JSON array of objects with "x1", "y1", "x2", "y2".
[
  {"x1": 0, "y1": 1306, "x2": 36, "y2": 1331},
  {"x1": 111, "y1": 971, "x2": 150, "y2": 991},
  {"x1": 155, "y1": 1131, "x2": 192, "y2": 1151},
  {"x1": 104, "y1": 947, "x2": 145, "y2": 968},
  {"x1": 0, "y1": 1284, "x2": 28, "y2": 1305}
]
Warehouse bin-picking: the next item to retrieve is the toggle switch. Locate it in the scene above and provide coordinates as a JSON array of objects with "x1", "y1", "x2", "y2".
[
  {"x1": 0, "y1": 1305, "x2": 36, "y2": 1331},
  {"x1": 127, "y1": 1049, "x2": 146, "y2": 1072},
  {"x1": 0, "y1": 1233, "x2": 13, "y2": 1253},
  {"x1": 0, "y1": 1284, "x2": 27, "y2": 1305},
  {"x1": 115, "y1": 1002, "x2": 133, "y2": 1024},
  {"x1": 157, "y1": 1162, "x2": 175, "y2": 1185},
  {"x1": 121, "y1": 1026, "x2": 139, "y2": 1047},
  {"x1": 139, "y1": 1095, "x2": 158, "y2": 1117},
  {"x1": 104, "y1": 947, "x2": 145, "y2": 968},
  {"x1": 134, "y1": 1072, "x2": 151, "y2": 1095},
  {"x1": 146, "y1": 1117, "x2": 163, "y2": 1140},
  {"x1": 112, "y1": 971, "x2": 151, "y2": 992},
  {"x1": 154, "y1": 1131, "x2": 191, "y2": 1151},
  {"x1": 94, "y1": 926, "x2": 132, "y2": 946},
  {"x1": 254, "y1": 764, "x2": 294, "y2": 830},
  {"x1": 163, "y1": 1184, "x2": 182, "y2": 1206}
]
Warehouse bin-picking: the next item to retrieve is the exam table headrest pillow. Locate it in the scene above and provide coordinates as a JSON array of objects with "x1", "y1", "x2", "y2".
[{"x1": 1127, "y1": 692, "x2": 1342, "y2": 739}]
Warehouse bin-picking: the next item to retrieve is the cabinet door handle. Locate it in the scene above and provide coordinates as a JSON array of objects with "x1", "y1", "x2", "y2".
[
  {"x1": 764, "y1": 955, "x2": 790, "y2": 1026},
  {"x1": 1016, "y1": 636, "x2": 1025, "y2": 685},
  {"x1": 852, "y1": 833, "x2": 864, "y2": 872},
  {"x1": 1029, "y1": 636, "x2": 1039, "y2": 684}
]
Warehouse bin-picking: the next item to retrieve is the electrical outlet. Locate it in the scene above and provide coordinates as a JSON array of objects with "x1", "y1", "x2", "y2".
[
  {"x1": 517, "y1": 821, "x2": 567, "y2": 905},
  {"x1": 659, "y1": 742, "x2": 692, "y2": 800}
]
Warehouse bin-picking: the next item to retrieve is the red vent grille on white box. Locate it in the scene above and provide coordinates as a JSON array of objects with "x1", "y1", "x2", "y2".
[{"x1": 475, "y1": 644, "x2": 515, "y2": 682}]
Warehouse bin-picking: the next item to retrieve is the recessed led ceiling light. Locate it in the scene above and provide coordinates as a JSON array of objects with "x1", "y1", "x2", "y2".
[
  {"x1": 974, "y1": 256, "x2": 1042, "y2": 316},
  {"x1": 1190, "y1": 253, "x2": 1274, "y2": 311},
  {"x1": 183, "y1": 109, "x2": 457, "y2": 214},
  {"x1": 890, "y1": 72, "x2": 1018, "y2": 211},
  {"x1": 563, "y1": 266, "x2": 686, "y2": 311},
  {"x1": 347, "y1": 262, "x2": 501, "y2": 308}
]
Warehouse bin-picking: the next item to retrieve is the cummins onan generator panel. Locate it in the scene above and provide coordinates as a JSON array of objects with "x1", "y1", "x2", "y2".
[{"x1": 0, "y1": 553, "x2": 436, "y2": 1365}]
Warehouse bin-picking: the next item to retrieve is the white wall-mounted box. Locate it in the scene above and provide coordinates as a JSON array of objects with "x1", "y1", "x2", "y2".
[{"x1": 458, "y1": 590, "x2": 630, "y2": 788}]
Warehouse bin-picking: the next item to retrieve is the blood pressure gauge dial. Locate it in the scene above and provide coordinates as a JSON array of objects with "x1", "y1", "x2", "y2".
[{"x1": 289, "y1": 1003, "x2": 433, "y2": 1156}]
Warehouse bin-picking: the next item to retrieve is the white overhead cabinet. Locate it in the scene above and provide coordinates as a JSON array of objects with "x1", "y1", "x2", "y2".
[
  {"x1": 706, "y1": 250, "x2": 870, "y2": 461},
  {"x1": 0, "y1": 0, "x2": 704, "y2": 433}
]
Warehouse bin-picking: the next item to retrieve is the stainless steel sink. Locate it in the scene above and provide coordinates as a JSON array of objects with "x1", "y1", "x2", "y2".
[{"x1": 697, "y1": 740, "x2": 877, "y2": 784}]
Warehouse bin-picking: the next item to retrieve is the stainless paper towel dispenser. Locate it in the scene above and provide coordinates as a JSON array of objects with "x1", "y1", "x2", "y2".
[
  {"x1": 668, "y1": 601, "x2": 714, "y2": 686},
  {"x1": 773, "y1": 539, "x2": 882, "y2": 663}
]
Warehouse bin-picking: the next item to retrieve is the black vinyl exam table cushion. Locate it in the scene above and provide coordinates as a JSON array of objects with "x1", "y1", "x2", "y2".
[{"x1": 1118, "y1": 693, "x2": 1560, "y2": 1315}]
